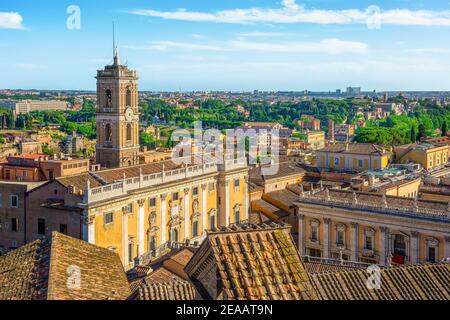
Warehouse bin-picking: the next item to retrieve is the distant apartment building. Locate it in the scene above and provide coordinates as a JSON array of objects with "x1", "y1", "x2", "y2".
[
  {"x1": 316, "y1": 143, "x2": 392, "y2": 172},
  {"x1": 0, "y1": 154, "x2": 89, "y2": 182},
  {"x1": 0, "y1": 99, "x2": 69, "y2": 115},
  {"x1": 364, "y1": 107, "x2": 390, "y2": 120},
  {"x1": 375, "y1": 103, "x2": 402, "y2": 115},
  {"x1": 62, "y1": 132, "x2": 84, "y2": 155},
  {"x1": 394, "y1": 143, "x2": 448, "y2": 171},
  {"x1": 305, "y1": 131, "x2": 325, "y2": 150},
  {"x1": 346, "y1": 87, "x2": 361, "y2": 96},
  {"x1": 238, "y1": 122, "x2": 292, "y2": 156},
  {"x1": 297, "y1": 115, "x2": 321, "y2": 131},
  {"x1": 334, "y1": 124, "x2": 356, "y2": 142},
  {"x1": 20, "y1": 141, "x2": 43, "y2": 155}
]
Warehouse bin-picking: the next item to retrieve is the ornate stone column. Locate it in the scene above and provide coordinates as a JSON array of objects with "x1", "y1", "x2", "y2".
[
  {"x1": 410, "y1": 231, "x2": 420, "y2": 264},
  {"x1": 323, "y1": 218, "x2": 331, "y2": 258},
  {"x1": 184, "y1": 188, "x2": 190, "y2": 240},
  {"x1": 137, "y1": 199, "x2": 145, "y2": 256},
  {"x1": 350, "y1": 222, "x2": 359, "y2": 261},
  {"x1": 444, "y1": 236, "x2": 450, "y2": 261},
  {"x1": 243, "y1": 177, "x2": 249, "y2": 221},
  {"x1": 122, "y1": 208, "x2": 129, "y2": 264},
  {"x1": 87, "y1": 215, "x2": 95, "y2": 245},
  {"x1": 224, "y1": 180, "x2": 230, "y2": 225},
  {"x1": 160, "y1": 193, "x2": 167, "y2": 244},
  {"x1": 201, "y1": 184, "x2": 207, "y2": 232},
  {"x1": 298, "y1": 214, "x2": 306, "y2": 255},
  {"x1": 379, "y1": 226, "x2": 389, "y2": 266}
]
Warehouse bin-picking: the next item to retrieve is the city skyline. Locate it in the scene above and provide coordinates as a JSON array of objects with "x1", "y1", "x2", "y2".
[{"x1": 1, "y1": 0, "x2": 450, "y2": 91}]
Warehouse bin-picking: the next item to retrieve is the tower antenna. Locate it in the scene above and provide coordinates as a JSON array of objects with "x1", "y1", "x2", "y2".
[{"x1": 112, "y1": 21, "x2": 115, "y2": 58}]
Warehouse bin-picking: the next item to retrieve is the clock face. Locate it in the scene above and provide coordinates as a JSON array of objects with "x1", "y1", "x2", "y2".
[{"x1": 125, "y1": 107, "x2": 134, "y2": 121}]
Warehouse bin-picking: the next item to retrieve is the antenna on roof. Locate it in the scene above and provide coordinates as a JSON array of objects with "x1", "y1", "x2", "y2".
[{"x1": 112, "y1": 21, "x2": 115, "y2": 58}]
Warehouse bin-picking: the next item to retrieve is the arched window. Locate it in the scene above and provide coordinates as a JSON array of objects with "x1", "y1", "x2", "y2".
[
  {"x1": 105, "y1": 89, "x2": 112, "y2": 108},
  {"x1": 126, "y1": 124, "x2": 132, "y2": 142},
  {"x1": 105, "y1": 123, "x2": 112, "y2": 142},
  {"x1": 126, "y1": 88, "x2": 132, "y2": 107}
]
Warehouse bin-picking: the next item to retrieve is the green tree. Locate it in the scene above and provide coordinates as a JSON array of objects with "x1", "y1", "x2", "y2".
[
  {"x1": 441, "y1": 121, "x2": 448, "y2": 136},
  {"x1": 418, "y1": 123, "x2": 426, "y2": 140},
  {"x1": 410, "y1": 126, "x2": 416, "y2": 142}
]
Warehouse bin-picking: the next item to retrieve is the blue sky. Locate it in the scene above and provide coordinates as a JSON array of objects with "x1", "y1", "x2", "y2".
[{"x1": 1, "y1": 0, "x2": 450, "y2": 91}]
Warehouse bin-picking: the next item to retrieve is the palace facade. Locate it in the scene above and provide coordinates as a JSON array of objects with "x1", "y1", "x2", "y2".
[
  {"x1": 26, "y1": 155, "x2": 249, "y2": 268},
  {"x1": 296, "y1": 188, "x2": 450, "y2": 265}
]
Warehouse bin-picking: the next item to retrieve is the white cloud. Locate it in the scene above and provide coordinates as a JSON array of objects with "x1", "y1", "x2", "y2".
[
  {"x1": 128, "y1": 0, "x2": 450, "y2": 27},
  {"x1": 0, "y1": 12, "x2": 26, "y2": 30},
  {"x1": 128, "y1": 38, "x2": 368, "y2": 55}
]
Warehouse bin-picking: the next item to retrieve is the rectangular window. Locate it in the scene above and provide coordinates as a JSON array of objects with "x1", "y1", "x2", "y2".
[
  {"x1": 104, "y1": 212, "x2": 114, "y2": 225},
  {"x1": 38, "y1": 219, "x2": 46, "y2": 235},
  {"x1": 128, "y1": 243, "x2": 134, "y2": 263},
  {"x1": 149, "y1": 197, "x2": 156, "y2": 208},
  {"x1": 10, "y1": 195, "x2": 19, "y2": 208},
  {"x1": 311, "y1": 226, "x2": 318, "y2": 241},
  {"x1": 358, "y1": 159, "x2": 363, "y2": 168},
  {"x1": 365, "y1": 236, "x2": 373, "y2": 250},
  {"x1": 234, "y1": 179, "x2": 240, "y2": 188},
  {"x1": 428, "y1": 247, "x2": 436, "y2": 262},
  {"x1": 337, "y1": 231, "x2": 344, "y2": 245},
  {"x1": 172, "y1": 192, "x2": 179, "y2": 201},
  {"x1": 60, "y1": 224, "x2": 67, "y2": 234},
  {"x1": 192, "y1": 221, "x2": 199, "y2": 237},
  {"x1": 11, "y1": 218, "x2": 18, "y2": 232},
  {"x1": 208, "y1": 183, "x2": 215, "y2": 192},
  {"x1": 192, "y1": 187, "x2": 199, "y2": 196}
]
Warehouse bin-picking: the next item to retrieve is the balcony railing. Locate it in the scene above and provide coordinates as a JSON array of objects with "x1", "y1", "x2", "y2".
[{"x1": 301, "y1": 255, "x2": 372, "y2": 269}]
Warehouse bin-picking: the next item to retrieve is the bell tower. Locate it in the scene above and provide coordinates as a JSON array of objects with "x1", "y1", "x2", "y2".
[{"x1": 95, "y1": 46, "x2": 140, "y2": 168}]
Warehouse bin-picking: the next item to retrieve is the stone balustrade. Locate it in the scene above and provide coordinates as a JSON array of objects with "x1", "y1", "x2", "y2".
[
  {"x1": 83, "y1": 157, "x2": 247, "y2": 205},
  {"x1": 298, "y1": 191, "x2": 450, "y2": 222}
]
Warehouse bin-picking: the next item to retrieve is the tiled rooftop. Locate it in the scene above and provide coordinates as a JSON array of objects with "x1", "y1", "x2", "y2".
[
  {"x1": 318, "y1": 143, "x2": 391, "y2": 155},
  {"x1": 185, "y1": 222, "x2": 318, "y2": 300},
  {"x1": 311, "y1": 263, "x2": 450, "y2": 300},
  {"x1": 0, "y1": 232, "x2": 131, "y2": 300}
]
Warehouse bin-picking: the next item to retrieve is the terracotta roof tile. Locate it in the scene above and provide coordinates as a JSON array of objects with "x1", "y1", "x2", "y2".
[
  {"x1": 311, "y1": 263, "x2": 450, "y2": 300},
  {"x1": 0, "y1": 232, "x2": 131, "y2": 300},
  {"x1": 185, "y1": 222, "x2": 318, "y2": 300}
]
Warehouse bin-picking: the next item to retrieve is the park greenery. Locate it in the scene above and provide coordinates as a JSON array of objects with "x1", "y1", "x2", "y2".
[{"x1": 1, "y1": 96, "x2": 449, "y2": 148}]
